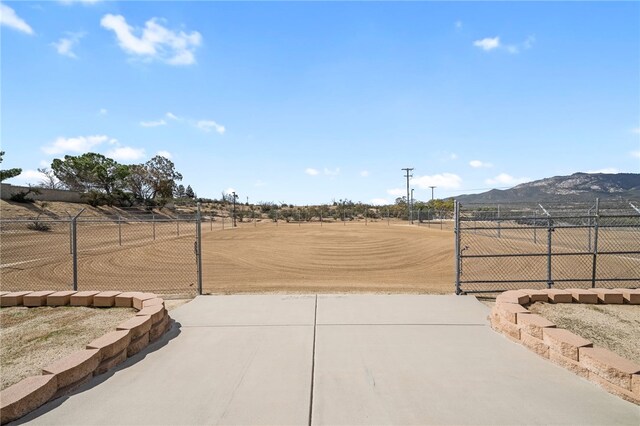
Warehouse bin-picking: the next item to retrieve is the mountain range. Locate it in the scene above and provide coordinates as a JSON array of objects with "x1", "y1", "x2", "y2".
[{"x1": 454, "y1": 173, "x2": 640, "y2": 204}]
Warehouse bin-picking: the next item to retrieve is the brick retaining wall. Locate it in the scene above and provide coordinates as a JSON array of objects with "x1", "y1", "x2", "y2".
[
  {"x1": 490, "y1": 288, "x2": 640, "y2": 405},
  {"x1": 0, "y1": 291, "x2": 173, "y2": 424}
]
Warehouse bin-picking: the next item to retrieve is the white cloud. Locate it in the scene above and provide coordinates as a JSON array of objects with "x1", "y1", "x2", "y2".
[
  {"x1": 413, "y1": 173, "x2": 463, "y2": 189},
  {"x1": 473, "y1": 37, "x2": 500, "y2": 51},
  {"x1": 12, "y1": 169, "x2": 46, "y2": 183},
  {"x1": 450, "y1": 153, "x2": 458, "y2": 160},
  {"x1": 324, "y1": 167, "x2": 340, "y2": 176},
  {"x1": 455, "y1": 20, "x2": 462, "y2": 29},
  {"x1": 99, "y1": 108, "x2": 108, "y2": 115},
  {"x1": 140, "y1": 119, "x2": 167, "y2": 127},
  {"x1": 0, "y1": 4, "x2": 34, "y2": 35},
  {"x1": 631, "y1": 150, "x2": 640, "y2": 159},
  {"x1": 156, "y1": 150, "x2": 172, "y2": 159},
  {"x1": 387, "y1": 188, "x2": 406, "y2": 197},
  {"x1": 632, "y1": 128, "x2": 640, "y2": 134},
  {"x1": 196, "y1": 120, "x2": 225, "y2": 134},
  {"x1": 51, "y1": 32, "x2": 84, "y2": 58},
  {"x1": 166, "y1": 112, "x2": 179, "y2": 120},
  {"x1": 255, "y1": 180, "x2": 267, "y2": 187},
  {"x1": 485, "y1": 173, "x2": 530, "y2": 186},
  {"x1": 370, "y1": 198, "x2": 389, "y2": 206},
  {"x1": 360, "y1": 170, "x2": 370, "y2": 177},
  {"x1": 223, "y1": 188, "x2": 236, "y2": 196},
  {"x1": 106, "y1": 146, "x2": 146, "y2": 162},
  {"x1": 42, "y1": 135, "x2": 110, "y2": 155},
  {"x1": 305, "y1": 168, "x2": 319, "y2": 176},
  {"x1": 474, "y1": 35, "x2": 534, "y2": 54},
  {"x1": 39, "y1": 160, "x2": 50, "y2": 167},
  {"x1": 586, "y1": 168, "x2": 619, "y2": 174},
  {"x1": 100, "y1": 14, "x2": 202, "y2": 66},
  {"x1": 469, "y1": 160, "x2": 493, "y2": 168}
]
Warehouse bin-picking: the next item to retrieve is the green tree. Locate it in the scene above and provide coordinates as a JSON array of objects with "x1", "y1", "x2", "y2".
[
  {"x1": 125, "y1": 155, "x2": 182, "y2": 202},
  {"x1": 185, "y1": 185, "x2": 195, "y2": 198},
  {"x1": 0, "y1": 151, "x2": 22, "y2": 182},
  {"x1": 51, "y1": 153, "x2": 130, "y2": 195},
  {"x1": 174, "y1": 184, "x2": 186, "y2": 198}
]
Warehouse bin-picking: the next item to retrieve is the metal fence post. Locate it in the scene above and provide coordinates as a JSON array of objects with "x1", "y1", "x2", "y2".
[
  {"x1": 196, "y1": 203, "x2": 203, "y2": 295},
  {"x1": 497, "y1": 205, "x2": 501, "y2": 239},
  {"x1": 454, "y1": 201, "x2": 461, "y2": 295},
  {"x1": 547, "y1": 216, "x2": 553, "y2": 289},
  {"x1": 152, "y1": 213, "x2": 156, "y2": 240},
  {"x1": 591, "y1": 198, "x2": 600, "y2": 288},
  {"x1": 210, "y1": 217, "x2": 213, "y2": 231},
  {"x1": 118, "y1": 215, "x2": 122, "y2": 246},
  {"x1": 533, "y1": 210, "x2": 537, "y2": 244},
  {"x1": 71, "y1": 208, "x2": 85, "y2": 291},
  {"x1": 177, "y1": 219, "x2": 180, "y2": 236}
]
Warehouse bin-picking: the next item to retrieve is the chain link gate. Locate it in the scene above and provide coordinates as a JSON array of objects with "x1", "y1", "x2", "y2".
[{"x1": 454, "y1": 199, "x2": 640, "y2": 294}]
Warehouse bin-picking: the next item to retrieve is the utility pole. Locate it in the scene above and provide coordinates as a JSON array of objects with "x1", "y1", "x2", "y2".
[
  {"x1": 410, "y1": 188, "x2": 415, "y2": 224},
  {"x1": 429, "y1": 186, "x2": 436, "y2": 201},
  {"x1": 232, "y1": 191, "x2": 238, "y2": 227},
  {"x1": 401, "y1": 167, "x2": 413, "y2": 222}
]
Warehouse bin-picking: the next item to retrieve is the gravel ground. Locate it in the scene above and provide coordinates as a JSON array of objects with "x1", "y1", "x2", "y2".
[
  {"x1": 528, "y1": 303, "x2": 640, "y2": 365},
  {"x1": 0, "y1": 306, "x2": 136, "y2": 390}
]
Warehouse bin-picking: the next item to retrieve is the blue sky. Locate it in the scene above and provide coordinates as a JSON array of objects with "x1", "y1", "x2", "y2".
[{"x1": 2, "y1": 1, "x2": 639, "y2": 205}]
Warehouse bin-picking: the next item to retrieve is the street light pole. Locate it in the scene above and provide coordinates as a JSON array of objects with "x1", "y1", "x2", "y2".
[{"x1": 429, "y1": 186, "x2": 436, "y2": 201}]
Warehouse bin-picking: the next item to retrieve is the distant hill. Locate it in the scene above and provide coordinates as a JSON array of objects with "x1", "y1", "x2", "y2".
[{"x1": 455, "y1": 173, "x2": 640, "y2": 204}]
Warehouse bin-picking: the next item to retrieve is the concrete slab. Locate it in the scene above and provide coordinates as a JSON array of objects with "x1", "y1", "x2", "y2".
[
  {"x1": 312, "y1": 324, "x2": 638, "y2": 425},
  {"x1": 317, "y1": 294, "x2": 487, "y2": 325},
  {"x1": 171, "y1": 294, "x2": 316, "y2": 326},
  {"x1": 21, "y1": 325, "x2": 313, "y2": 425},
  {"x1": 14, "y1": 294, "x2": 640, "y2": 425}
]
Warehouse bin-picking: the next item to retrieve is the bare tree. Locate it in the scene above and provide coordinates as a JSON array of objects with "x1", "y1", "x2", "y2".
[{"x1": 37, "y1": 167, "x2": 62, "y2": 189}]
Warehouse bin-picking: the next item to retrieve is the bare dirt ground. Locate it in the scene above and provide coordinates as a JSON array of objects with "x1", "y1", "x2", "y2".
[
  {"x1": 0, "y1": 306, "x2": 136, "y2": 390},
  {"x1": 0, "y1": 300, "x2": 191, "y2": 391},
  {"x1": 529, "y1": 302, "x2": 640, "y2": 364}
]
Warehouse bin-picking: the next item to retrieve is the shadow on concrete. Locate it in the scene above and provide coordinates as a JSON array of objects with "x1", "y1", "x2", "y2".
[{"x1": 12, "y1": 320, "x2": 183, "y2": 425}]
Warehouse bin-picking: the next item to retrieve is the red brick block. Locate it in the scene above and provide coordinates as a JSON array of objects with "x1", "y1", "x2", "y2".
[
  {"x1": 490, "y1": 314, "x2": 520, "y2": 341},
  {"x1": 517, "y1": 313, "x2": 556, "y2": 339},
  {"x1": 493, "y1": 302, "x2": 530, "y2": 324},
  {"x1": 589, "y1": 289, "x2": 624, "y2": 304},
  {"x1": 565, "y1": 288, "x2": 598, "y2": 304},
  {"x1": 496, "y1": 290, "x2": 530, "y2": 305},
  {"x1": 86, "y1": 330, "x2": 131, "y2": 360},
  {"x1": 70, "y1": 291, "x2": 100, "y2": 306},
  {"x1": 619, "y1": 288, "x2": 640, "y2": 305},
  {"x1": 137, "y1": 304, "x2": 165, "y2": 325},
  {"x1": 579, "y1": 347, "x2": 640, "y2": 390},
  {"x1": 93, "y1": 291, "x2": 122, "y2": 307},
  {"x1": 522, "y1": 289, "x2": 549, "y2": 303},
  {"x1": 127, "y1": 332, "x2": 150, "y2": 357},
  {"x1": 117, "y1": 315, "x2": 152, "y2": 340},
  {"x1": 95, "y1": 349, "x2": 127, "y2": 375},
  {"x1": 633, "y1": 374, "x2": 640, "y2": 397},
  {"x1": 42, "y1": 349, "x2": 101, "y2": 389},
  {"x1": 46, "y1": 291, "x2": 77, "y2": 306},
  {"x1": 589, "y1": 372, "x2": 640, "y2": 405},
  {"x1": 542, "y1": 328, "x2": 592, "y2": 361},
  {"x1": 521, "y1": 333, "x2": 550, "y2": 359},
  {"x1": 23, "y1": 291, "x2": 56, "y2": 307},
  {"x1": 541, "y1": 289, "x2": 573, "y2": 303},
  {"x1": 114, "y1": 292, "x2": 142, "y2": 308},
  {"x1": 549, "y1": 350, "x2": 589, "y2": 379},
  {"x1": 149, "y1": 314, "x2": 170, "y2": 342},
  {"x1": 142, "y1": 297, "x2": 164, "y2": 309},
  {"x1": 0, "y1": 291, "x2": 32, "y2": 307},
  {"x1": 132, "y1": 293, "x2": 157, "y2": 310},
  {"x1": 0, "y1": 375, "x2": 57, "y2": 424}
]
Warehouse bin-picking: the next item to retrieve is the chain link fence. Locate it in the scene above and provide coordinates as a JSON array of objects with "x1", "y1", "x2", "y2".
[
  {"x1": 1, "y1": 209, "x2": 205, "y2": 296},
  {"x1": 454, "y1": 199, "x2": 640, "y2": 294}
]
